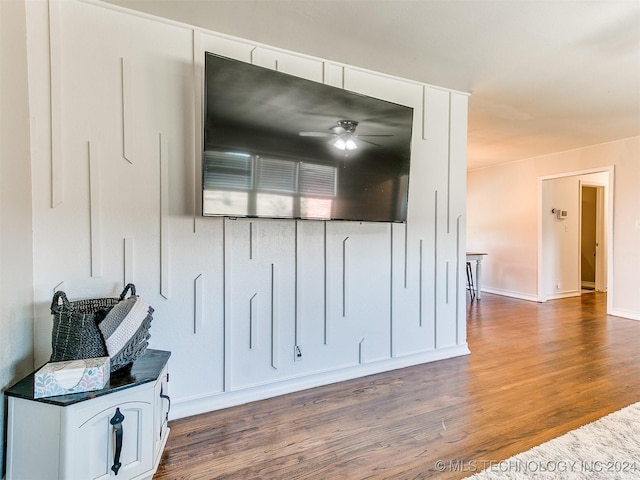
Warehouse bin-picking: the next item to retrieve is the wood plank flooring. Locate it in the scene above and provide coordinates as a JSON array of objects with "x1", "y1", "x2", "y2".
[{"x1": 154, "y1": 292, "x2": 640, "y2": 479}]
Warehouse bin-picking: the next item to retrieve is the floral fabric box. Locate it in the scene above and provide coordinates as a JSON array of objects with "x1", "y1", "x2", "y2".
[{"x1": 34, "y1": 357, "x2": 110, "y2": 398}]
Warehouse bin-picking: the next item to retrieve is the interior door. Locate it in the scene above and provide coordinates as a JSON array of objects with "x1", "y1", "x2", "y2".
[
  {"x1": 580, "y1": 184, "x2": 607, "y2": 293},
  {"x1": 580, "y1": 186, "x2": 597, "y2": 290}
]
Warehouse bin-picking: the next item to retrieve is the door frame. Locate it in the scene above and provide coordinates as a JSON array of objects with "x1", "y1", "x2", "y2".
[
  {"x1": 537, "y1": 166, "x2": 614, "y2": 314},
  {"x1": 579, "y1": 182, "x2": 606, "y2": 292}
]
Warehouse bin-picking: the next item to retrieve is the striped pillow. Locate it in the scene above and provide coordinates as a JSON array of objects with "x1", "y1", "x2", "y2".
[{"x1": 98, "y1": 295, "x2": 153, "y2": 371}]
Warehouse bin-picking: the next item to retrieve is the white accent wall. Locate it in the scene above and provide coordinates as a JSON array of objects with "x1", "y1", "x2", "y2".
[{"x1": 24, "y1": 0, "x2": 469, "y2": 419}]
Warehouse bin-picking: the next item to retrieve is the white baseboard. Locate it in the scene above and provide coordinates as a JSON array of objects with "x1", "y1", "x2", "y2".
[
  {"x1": 170, "y1": 344, "x2": 470, "y2": 420},
  {"x1": 480, "y1": 287, "x2": 539, "y2": 302},
  {"x1": 609, "y1": 308, "x2": 640, "y2": 321},
  {"x1": 545, "y1": 290, "x2": 581, "y2": 301}
]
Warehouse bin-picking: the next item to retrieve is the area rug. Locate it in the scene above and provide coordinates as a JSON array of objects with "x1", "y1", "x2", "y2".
[{"x1": 465, "y1": 402, "x2": 640, "y2": 479}]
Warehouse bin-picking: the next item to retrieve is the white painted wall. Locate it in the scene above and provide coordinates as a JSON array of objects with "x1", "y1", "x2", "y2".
[
  {"x1": 467, "y1": 161, "x2": 539, "y2": 300},
  {"x1": 468, "y1": 137, "x2": 640, "y2": 320},
  {"x1": 540, "y1": 171, "x2": 609, "y2": 300},
  {"x1": 24, "y1": 0, "x2": 469, "y2": 419},
  {"x1": 0, "y1": 0, "x2": 36, "y2": 472}
]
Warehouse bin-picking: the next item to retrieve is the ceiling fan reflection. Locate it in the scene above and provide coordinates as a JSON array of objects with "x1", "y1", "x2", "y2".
[{"x1": 299, "y1": 120, "x2": 392, "y2": 151}]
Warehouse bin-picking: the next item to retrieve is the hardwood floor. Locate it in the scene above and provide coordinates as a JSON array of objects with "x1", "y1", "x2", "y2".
[{"x1": 154, "y1": 292, "x2": 640, "y2": 479}]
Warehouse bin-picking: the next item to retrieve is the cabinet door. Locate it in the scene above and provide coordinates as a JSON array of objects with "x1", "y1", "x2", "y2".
[
  {"x1": 74, "y1": 401, "x2": 153, "y2": 480},
  {"x1": 153, "y1": 365, "x2": 170, "y2": 461}
]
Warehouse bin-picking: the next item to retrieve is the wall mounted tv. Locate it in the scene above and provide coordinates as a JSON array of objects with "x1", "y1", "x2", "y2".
[{"x1": 203, "y1": 52, "x2": 414, "y2": 223}]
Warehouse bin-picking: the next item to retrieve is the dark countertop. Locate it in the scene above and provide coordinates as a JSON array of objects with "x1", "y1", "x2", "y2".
[{"x1": 5, "y1": 349, "x2": 171, "y2": 407}]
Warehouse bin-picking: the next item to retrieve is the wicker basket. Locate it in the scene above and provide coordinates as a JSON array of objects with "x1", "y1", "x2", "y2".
[{"x1": 50, "y1": 284, "x2": 139, "y2": 369}]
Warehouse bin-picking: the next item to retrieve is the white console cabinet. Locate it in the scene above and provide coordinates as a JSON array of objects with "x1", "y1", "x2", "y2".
[{"x1": 5, "y1": 350, "x2": 171, "y2": 480}]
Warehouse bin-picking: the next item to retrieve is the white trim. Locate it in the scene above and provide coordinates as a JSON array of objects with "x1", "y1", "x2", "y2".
[
  {"x1": 81, "y1": 0, "x2": 469, "y2": 96},
  {"x1": 609, "y1": 309, "x2": 640, "y2": 322},
  {"x1": 537, "y1": 166, "x2": 614, "y2": 313},
  {"x1": 170, "y1": 344, "x2": 470, "y2": 420},
  {"x1": 468, "y1": 137, "x2": 639, "y2": 172},
  {"x1": 546, "y1": 291, "x2": 581, "y2": 301},
  {"x1": 480, "y1": 287, "x2": 539, "y2": 303},
  {"x1": 538, "y1": 166, "x2": 615, "y2": 182}
]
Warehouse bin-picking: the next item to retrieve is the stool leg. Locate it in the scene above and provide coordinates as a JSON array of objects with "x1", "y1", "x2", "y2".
[{"x1": 466, "y1": 262, "x2": 476, "y2": 301}]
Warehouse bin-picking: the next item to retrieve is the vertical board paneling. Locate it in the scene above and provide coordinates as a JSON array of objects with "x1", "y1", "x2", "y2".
[
  {"x1": 404, "y1": 222, "x2": 409, "y2": 288},
  {"x1": 121, "y1": 57, "x2": 134, "y2": 164},
  {"x1": 422, "y1": 85, "x2": 428, "y2": 140},
  {"x1": 30, "y1": 1, "x2": 469, "y2": 414},
  {"x1": 199, "y1": 32, "x2": 255, "y2": 63},
  {"x1": 323, "y1": 62, "x2": 344, "y2": 87},
  {"x1": 456, "y1": 215, "x2": 463, "y2": 343},
  {"x1": 124, "y1": 237, "x2": 134, "y2": 286},
  {"x1": 49, "y1": 0, "x2": 63, "y2": 208},
  {"x1": 271, "y1": 264, "x2": 278, "y2": 369},
  {"x1": 32, "y1": 0, "x2": 226, "y2": 399},
  {"x1": 225, "y1": 219, "x2": 296, "y2": 389},
  {"x1": 343, "y1": 68, "x2": 424, "y2": 118},
  {"x1": 451, "y1": 92, "x2": 470, "y2": 347},
  {"x1": 342, "y1": 236, "x2": 349, "y2": 318},
  {"x1": 440, "y1": 92, "x2": 469, "y2": 348},
  {"x1": 433, "y1": 189, "x2": 439, "y2": 345},
  {"x1": 223, "y1": 218, "x2": 230, "y2": 391},
  {"x1": 253, "y1": 47, "x2": 323, "y2": 81},
  {"x1": 424, "y1": 87, "x2": 454, "y2": 350},
  {"x1": 249, "y1": 293, "x2": 258, "y2": 349},
  {"x1": 251, "y1": 46, "x2": 275, "y2": 69},
  {"x1": 293, "y1": 220, "x2": 327, "y2": 368},
  {"x1": 326, "y1": 223, "x2": 392, "y2": 365},
  {"x1": 185, "y1": 31, "x2": 203, "y2": 233},
  {"x1": 159, "y1": 134, "x2": 169, "y2": 299},
  {"x1": 419, "y1": 238, "x2": 424, "y2": 327},
  {"x1": 323, "y1": 222, "x2": 329, "y2": 344},
  {"x1": 194, "y1": 274, "x2": 203, "y2": 334},
  {"x1": 294, "y1": 221, "x2": 300, "y2": 345},
  {"x1": 389, "y1": 227, "x2": 395, "y2": 357},
  {"x1": 88, "y1": 141, "x2": 102, "y2": 277},
  {"x1": 447, "y1": 93, "x2": 453, "y2": 234},
  {"x1": 249, "y1": 222, "x2": 255, "y2": 260},
  {"x1": 191, "y1": 30, "x2": 199, "y2": 231}
]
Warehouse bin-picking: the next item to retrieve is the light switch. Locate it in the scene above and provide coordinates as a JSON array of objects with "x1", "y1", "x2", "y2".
[{"x1": 636, "y1": 219, "x2": 640, "y2": 230}]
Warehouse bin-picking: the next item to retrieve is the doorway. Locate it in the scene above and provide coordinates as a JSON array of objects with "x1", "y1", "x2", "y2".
[
  {"x1": 538, "y1": 166, "x2": 613, "y2": 311},
  {"x1": 580, "y1": 184, "x2": 606, "y2": 293}
]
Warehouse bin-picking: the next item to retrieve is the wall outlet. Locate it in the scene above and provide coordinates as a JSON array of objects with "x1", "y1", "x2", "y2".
[
  {"x1": 635, "y1": 219, "x2": 640, "y2": 230},
  {"x1": 294, "y1": 345, "x2": 303, "y2": 362}
]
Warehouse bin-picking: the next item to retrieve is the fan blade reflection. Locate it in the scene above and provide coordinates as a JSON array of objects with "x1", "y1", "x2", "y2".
[{"x1": 299, "y1": 132, "x2": 333, "y2": 137}]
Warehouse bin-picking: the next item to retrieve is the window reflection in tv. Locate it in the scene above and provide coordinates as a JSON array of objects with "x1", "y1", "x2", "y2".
[{"x1": 203, "y1": 52, "x2": 413, "y2": 222}]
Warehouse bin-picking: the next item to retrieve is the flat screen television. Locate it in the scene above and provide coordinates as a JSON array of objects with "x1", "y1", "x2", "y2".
[{"x1": 203, "y1": 52, "x2": 414, "y2": 223}]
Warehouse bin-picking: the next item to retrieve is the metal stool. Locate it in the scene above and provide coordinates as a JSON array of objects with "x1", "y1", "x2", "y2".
[{"x1": 466, "y1": 261, "x2": 476, "y2": 301}]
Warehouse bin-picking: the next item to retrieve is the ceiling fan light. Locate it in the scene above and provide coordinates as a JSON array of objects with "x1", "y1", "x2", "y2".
[
  {"x1": 345, "y1": 138, "x2": 358, "y2": 150},
  {"x1": 332, "y1": 138, "x2": 347, "y2": 150},
  {"x1": 331, "y1": 136, "x2": 358, "y2": 151}
]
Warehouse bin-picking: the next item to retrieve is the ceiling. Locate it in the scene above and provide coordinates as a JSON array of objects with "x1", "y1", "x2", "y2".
[{"x1": 103, "y1": 0, "x2": 640, "y2": 170}]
